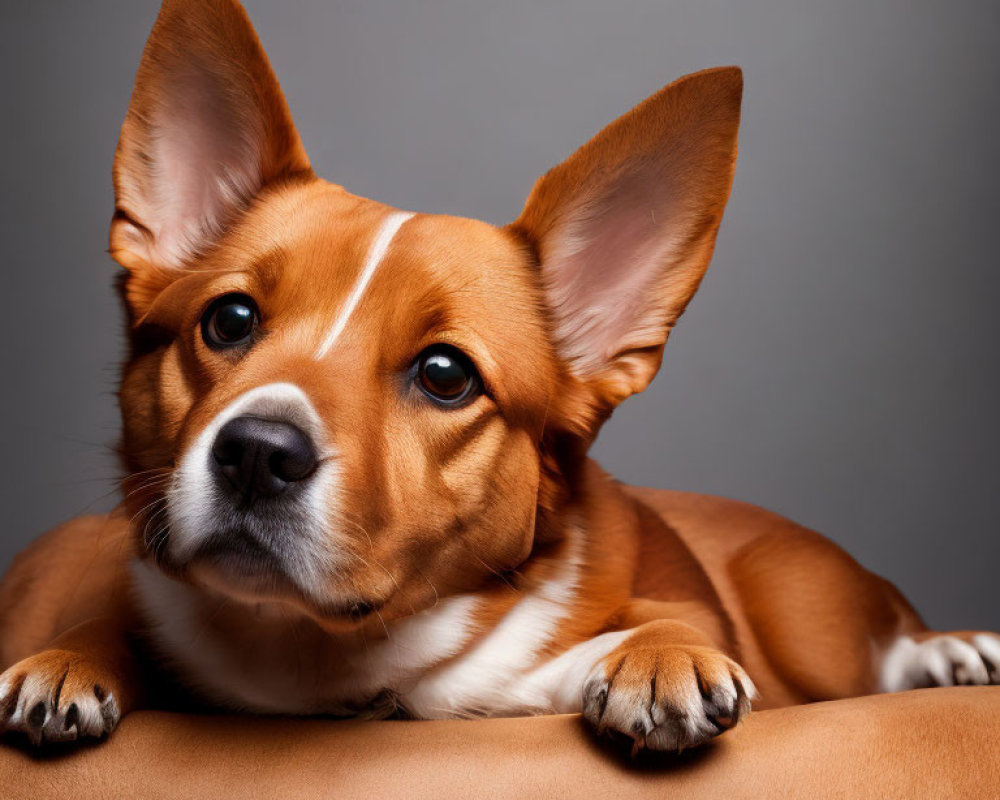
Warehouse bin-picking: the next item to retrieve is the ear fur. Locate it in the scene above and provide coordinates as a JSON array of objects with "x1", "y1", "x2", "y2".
[
  {"x1": 511, "y1": 67, "x2": 743, "y2": 434},
  {"x1": 110, "y1": 0, "x2": 312, "y2": 286}
]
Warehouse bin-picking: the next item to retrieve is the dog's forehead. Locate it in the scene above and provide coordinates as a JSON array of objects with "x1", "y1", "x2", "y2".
[{"x1": 231, "y1": 181, "x2": 536, "y2": 311}]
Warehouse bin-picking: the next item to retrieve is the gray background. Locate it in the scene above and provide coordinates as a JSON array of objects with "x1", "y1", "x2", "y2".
[{"x1": 1, "y1": 1, "x2": 997, "y2": 631}]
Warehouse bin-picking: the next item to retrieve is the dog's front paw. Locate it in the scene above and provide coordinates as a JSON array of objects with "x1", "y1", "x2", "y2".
[
  {"x1": 583, "y1": 642, "x2": 754, "y2": 754},
  {"x1": 0, "y1": 650, "x2": 122, "y2": 746}
]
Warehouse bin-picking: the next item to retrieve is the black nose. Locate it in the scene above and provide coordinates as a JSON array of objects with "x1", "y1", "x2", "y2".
[{"x1": 211, "y1": 416, "x2": 317, "y2": 500}]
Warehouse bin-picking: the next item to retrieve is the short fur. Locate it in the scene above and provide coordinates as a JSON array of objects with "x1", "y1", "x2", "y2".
[{"x1": 1, "y1": 0, "x2": 997, "y2": 752}]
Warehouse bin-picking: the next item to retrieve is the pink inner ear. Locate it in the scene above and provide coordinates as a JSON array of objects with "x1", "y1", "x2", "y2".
[
  {"x1": 542, "y1": 167, "x2": 690, "y2": 375},
  {"x1": 147, "y1": 63, "x2": 265, "y2": 267}
]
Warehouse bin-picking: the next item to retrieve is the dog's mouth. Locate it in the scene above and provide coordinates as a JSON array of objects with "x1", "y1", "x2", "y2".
[
  {"x1": 193, "y1": 528, "x2": 288, "y2": 577},
  {"x1": 145, "y1": 522, "x2": 385, "y2": 627}
]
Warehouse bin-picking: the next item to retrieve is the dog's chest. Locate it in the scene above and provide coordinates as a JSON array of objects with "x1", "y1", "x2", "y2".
[{"x1": 130, "y1": 556, "x2": 585, "y2": 718}]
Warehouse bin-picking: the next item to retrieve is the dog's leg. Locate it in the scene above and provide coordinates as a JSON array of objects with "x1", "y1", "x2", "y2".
[
  {"x1": 724, "y1": 527, "x2": 1000, "y2": 699},
  {"x1": 0, "y1": 615, "x2": 140, "y2": 746},
  {"x1": 728, "y1": 528, "x2": 930, "y2": 700}
]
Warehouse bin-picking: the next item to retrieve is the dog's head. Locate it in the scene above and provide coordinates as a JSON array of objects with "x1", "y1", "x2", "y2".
[{"x1": 115, "y1": 0, "x2": 741, "y2": 629}]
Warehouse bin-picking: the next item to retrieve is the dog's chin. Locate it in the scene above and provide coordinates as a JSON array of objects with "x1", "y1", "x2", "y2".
[{"x1": 171, "y1": 541, "x2": 385, "y2": 633}]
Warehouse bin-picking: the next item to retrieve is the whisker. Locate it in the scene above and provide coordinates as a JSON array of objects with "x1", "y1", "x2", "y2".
[{"x1": 414, "y1": 566, "x2": 440, "y2": 609}]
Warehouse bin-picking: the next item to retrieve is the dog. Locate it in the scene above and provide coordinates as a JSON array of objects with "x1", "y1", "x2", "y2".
[{"x1": 1, "y1": 0, "x2": 997, "y2": 752}]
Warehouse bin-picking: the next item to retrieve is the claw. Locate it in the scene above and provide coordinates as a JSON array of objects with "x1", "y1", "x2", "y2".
[
  {"x1": 733, "y1": 675, "x2": 751, "y2": 724},
  {"x1": 27, "y1": 701, "x2": 47, "y2": 730}
]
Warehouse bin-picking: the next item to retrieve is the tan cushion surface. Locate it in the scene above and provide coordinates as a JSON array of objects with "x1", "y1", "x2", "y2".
[{"x1": 1, "y1": 687, "x2": 998, "y2": 799}]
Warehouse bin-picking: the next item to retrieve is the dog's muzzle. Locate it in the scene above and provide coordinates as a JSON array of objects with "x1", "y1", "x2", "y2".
[{"x1": 162, "y1": 383, "x2": 343, "y2": 602}]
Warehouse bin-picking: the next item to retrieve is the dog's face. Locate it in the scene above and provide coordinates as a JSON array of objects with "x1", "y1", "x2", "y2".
[
  {"x1": 123, "y1": 184, "x2": 556, "y2": 625},
  {"x1": 115, "y1": 0, "x2": 741, "y2": 629}
]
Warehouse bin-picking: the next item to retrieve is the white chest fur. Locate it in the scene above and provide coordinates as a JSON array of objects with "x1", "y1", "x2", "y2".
[{"x1": 130, "y1": 527, "x2": 624, "y2": 719}]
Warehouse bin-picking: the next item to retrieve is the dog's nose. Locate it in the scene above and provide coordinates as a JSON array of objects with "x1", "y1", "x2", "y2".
[{"x1": 211, "y1": 416, "x2": 317, "y2": 499}]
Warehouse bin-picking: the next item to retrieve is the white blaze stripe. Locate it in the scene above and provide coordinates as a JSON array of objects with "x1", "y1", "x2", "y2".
[{"x1": 314, "y1": 211, "x2": 415, "y2": 360}]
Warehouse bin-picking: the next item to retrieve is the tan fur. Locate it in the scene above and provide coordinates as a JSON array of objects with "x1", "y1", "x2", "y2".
[{"x1": 2, "y1": 0, "x2": 997, "y2": 757}]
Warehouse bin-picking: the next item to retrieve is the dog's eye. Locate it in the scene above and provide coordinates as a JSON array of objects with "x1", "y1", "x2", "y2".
[
  {"x1": 416, "y1": 345, "x2": 480, "y2": 406},
  {"x1": 201, "y1": 294, "x2": 259, "y2": 350}
]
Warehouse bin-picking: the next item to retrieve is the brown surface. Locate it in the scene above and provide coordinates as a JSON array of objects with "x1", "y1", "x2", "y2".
[{"x1": 1, "y1": 687, "x2": 997, "y2": 799}]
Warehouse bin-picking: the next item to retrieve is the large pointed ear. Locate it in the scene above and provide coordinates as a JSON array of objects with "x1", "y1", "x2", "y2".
[
  {"x1": 111, "y1": 0, "x2": 312, "y2": 277},
  {"x1": 511, "y1": 67, "x2": 742, "y2": 427}
]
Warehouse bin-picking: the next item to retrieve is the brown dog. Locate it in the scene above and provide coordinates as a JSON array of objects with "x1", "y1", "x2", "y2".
[{"x1": 1, "y1": 0, "x2": 997, "y2": 753}]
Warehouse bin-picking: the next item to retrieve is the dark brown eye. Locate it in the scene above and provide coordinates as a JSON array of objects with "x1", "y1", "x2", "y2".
[
  {"x1": 416, "y1": 345, "x2": 480, "y2": 406},
  {"x1": 201, "y1": 294, "x2": 259, "y2": 350}
]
